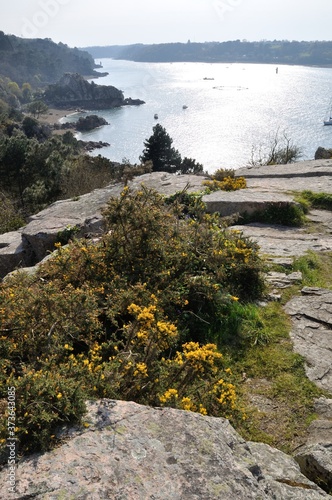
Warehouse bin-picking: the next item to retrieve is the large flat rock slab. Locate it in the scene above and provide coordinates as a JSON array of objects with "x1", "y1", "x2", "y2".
[
  {"x1": 284, "y1": 287, "x2": 332, "y2": 392},
  {"x1": 230, "y1": 223, "x2": 332, "y2": 257},
  {"x1": 236, "y1": 159, "x2": 332, "y2": 193},
  {"x1": 1, "y1": 399, "x2": 327, "y2": 499},
  {"x1": 128, "y1": 171, "x2": 208, "y2": 195},
  {"x1": 203, "y1": 189, "x2": 296, "y2": 217},
  {"x1": 22, "y1": 173, "x2": 208, "y2": 263}
]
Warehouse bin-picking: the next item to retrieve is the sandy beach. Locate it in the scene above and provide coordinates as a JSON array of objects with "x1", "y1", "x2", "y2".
[{"x1": 39, "y1": 108, "x2": 78, "y2": 126}]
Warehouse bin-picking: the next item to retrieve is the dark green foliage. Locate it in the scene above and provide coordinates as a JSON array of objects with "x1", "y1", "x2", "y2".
[
  {"x1": 140, "y1": 124, "x2": 182, "y2": 172},
  {"x1": 0, "y1": 33, "x2": 98, "y2": 85},
  {"x1": 75, "y1": 115, "x2": 109, "y2": 132},
  {"x1": 140, "y1": 124, "x2": 203, "y2": 174},
  {"x1": 242, "y1": 202, "x2": 306, "y2": 227},
  {"x1": 26, "y1": 100, "x2": 48, "y2": 118},
  {"x1": 22, "y1": 116, "x2": 51, "y2": 140},
  {"x1": 179, "y1": 156, "x2": 204, "y2": 174},
  {"x1": 300, "y1": 190, "x2": 332, "y2": 211}
]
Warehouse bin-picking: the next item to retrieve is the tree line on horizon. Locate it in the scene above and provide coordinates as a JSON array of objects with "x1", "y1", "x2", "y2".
[{"x1": 83, "y1": 40, "x2": 332, "y2": 66}]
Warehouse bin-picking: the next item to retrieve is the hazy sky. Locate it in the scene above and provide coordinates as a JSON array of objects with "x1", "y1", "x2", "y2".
[{"x1": 2, "y1": 0, "x2": 331, "y2": 48}]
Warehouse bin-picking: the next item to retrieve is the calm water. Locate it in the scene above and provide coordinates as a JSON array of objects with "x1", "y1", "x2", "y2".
[{"x1": 69, "y1": 59, "x2": 332, "y2": 173}]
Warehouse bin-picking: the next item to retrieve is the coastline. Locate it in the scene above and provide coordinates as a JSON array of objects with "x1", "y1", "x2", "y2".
[{"x1": 39, "y1": 108, "x2": 79, "y2": 126}]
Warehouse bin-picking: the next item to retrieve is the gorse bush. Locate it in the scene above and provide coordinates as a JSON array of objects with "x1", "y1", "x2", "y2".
[
  {"x1": 203, "y1": 176, "x2": 247, "y2": 192},
  {"x1": 0, "y1": 187, "x2": 265, "y2": 455},
  {"x1": 203, "y1": 167, "x2": 247, "y2": 192}
]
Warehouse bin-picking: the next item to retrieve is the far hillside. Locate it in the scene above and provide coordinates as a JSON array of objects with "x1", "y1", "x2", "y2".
[
  {"x1": 0, "y1": 31, "x2": 103, "y2": 86},
  {"x1": 82, "y1": 40, "x2": 332, "y2": 66}
]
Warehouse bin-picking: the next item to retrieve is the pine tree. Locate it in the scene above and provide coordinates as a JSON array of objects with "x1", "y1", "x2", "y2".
[{"x1": 140, "y1": 124, "x2": 182, "y2": 173}]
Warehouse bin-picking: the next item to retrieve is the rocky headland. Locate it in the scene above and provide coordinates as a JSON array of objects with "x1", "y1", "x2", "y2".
[
  {"x1": 44, "y1": 72, "x2": 145, "y2": 110},
  {"x1": 1, "y1": 160, "x2": 332, "y2": 498}
]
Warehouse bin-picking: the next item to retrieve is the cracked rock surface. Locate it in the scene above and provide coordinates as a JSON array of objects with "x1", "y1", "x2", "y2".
[{"x1": 1, "y1": 400, "x2": 328, "y2": 499}]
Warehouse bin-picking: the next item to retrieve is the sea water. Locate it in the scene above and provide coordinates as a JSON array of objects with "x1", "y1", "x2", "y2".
[{"x1": 69, "y1": 59, "x2": 332, "y2": 173}]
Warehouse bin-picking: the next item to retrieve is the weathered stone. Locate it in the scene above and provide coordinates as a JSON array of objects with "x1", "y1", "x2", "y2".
[
  {"x1": 248, "y1": 442, "x2": 327, "y2": 497},
  {"x1": 314, "y1": 397, "x2": 332, "y2": 420},
  {"x1": 202, "y1": 189, "x2": 297, "y2": 217},
  {"x1": 231, "y1": 223, "x2": 332, "y2": 257},
  {"x1": 294, "y1": 397, "x2": 332, "y2": 494},
  {"x1": 315, "y1": 147, "x2": 332, "y2": 160},
  {"x1": 296, "y1": 446, "x2": 332, "y2": 494},
  {"x1": 235, "y1": 159, "x2": 332, "y2": 193},
  {"x1": 266, "y1": 271, "x2": 302, "y2": 288},
  {"x1": 284, "y1": 288, "x2": 332, "y2": 392},
  {"x1": 266, "y1": 257, "x2": 294, "y2": 268},
  {"x1": 1, "y1": 400, "x2": 327, "y2": 499},
  {"x1": 0, "y1": 230, "x2": 32, "y2": 278}
]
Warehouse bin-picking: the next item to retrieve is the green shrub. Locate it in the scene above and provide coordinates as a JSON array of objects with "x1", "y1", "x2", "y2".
[
  {"x1": 0, "y1": 187, "x2": 266, "y2": 455},
  {"x1": 299, "y1": 190, "x2": 332, "y2": 211},
  {"x1": 243, "y1": 202, "x2": 306, "y2": 227}
]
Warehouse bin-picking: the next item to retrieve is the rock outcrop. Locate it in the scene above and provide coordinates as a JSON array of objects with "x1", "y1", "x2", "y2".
[
  {"x1": 235, "y1": 159, "x2": 332, "y2": 193},
  {"x1": 315, "y1": 147, "x2": 332, "y2": 160},
  {"x1": 295, "y1": 397, "x2": 332, "y2": 493},
  {"x1": 0, "y1": 399, "x2": 328, "y2": 499},
  {"x1": 0, "y1": 173, "x2": 208, "y2": 276},
  {"x1": 75, "y1": 114, "x2": 109, "y2": 131},
  {"x1": 44, "y1": 73, "x2": 145, "y2": 110},
  {"x1": 284, "y1": 287, "x2": 332, "y2": 393}
]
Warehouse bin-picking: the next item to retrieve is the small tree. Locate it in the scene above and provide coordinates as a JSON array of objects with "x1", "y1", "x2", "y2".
[
  {"x1": 140, "y1": 124, "x2": 182, "y2": 173},
  {"x1": 27, "y1": 100, "x2": 49, "y2": 118},
  {"x1": 249, "y1": 130, "x2": 302, "y2": 167}
]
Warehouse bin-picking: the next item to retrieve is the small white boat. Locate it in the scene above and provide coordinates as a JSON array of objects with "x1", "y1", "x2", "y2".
[
  {"x1": 154, "y1": 113, "x2": 158, "y2": 119},
  {"x1": 324, "y1": 102, "x2": 332, "y2": 126},
  {"x1": 182, "y1": 105, "x2": 188, "y2": 110}
]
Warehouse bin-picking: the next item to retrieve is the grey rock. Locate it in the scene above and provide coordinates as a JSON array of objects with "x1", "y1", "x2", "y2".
[
  {"x1": 0, "y1": 230, "x2": 32, "y2": 278},
  {"x1": 231, "y1": 223, "x2": 332, "y2": 257},
  {"x1": 202, "y1": 188, "x2": 297, "y2": 217},
  {"x1": 284, "y1": 288, "x2": 332, "y2": 392},
  {"x1": 266, "y1": 257, "x2": 294, "y2": 268},
  {"x1": 248, "y1": 442, "x2": 327, "y2": 499},
  {"x1": 236, "y1": 159, "x2": 332, "y2": 193},
  {"x1": 314, "y1": 397, "x2": 332, "y2": 420},
  {"x1": 296, "y1": 446, "x2": 332, "y2": 494},
  {"x1": 315, "y1": 147, "x2": 332, "y2": 160},
  {"x1": 1, "y1": 400, "x2": 328, "y2": 499},
  {"x1": 294, "y1": 397, "x2": 332, "y2": 495},
  {"x1": 266, "y1": 271, "x2": 302, "y2": 288}
]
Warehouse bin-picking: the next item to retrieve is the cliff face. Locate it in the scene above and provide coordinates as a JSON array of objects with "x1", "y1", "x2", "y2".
[{"x1": 44, "y1": 73, "x2": 144, "y2": 109}]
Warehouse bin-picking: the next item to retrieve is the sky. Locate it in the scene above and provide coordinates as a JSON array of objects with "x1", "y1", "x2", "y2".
[{"x1": 1, "y1": 0, "x2": 331, "y2": 48}]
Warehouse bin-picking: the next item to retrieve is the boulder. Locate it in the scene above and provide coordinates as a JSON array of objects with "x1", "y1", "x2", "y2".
[
  {"x1": 284, "y1": 287, "x2": 332, "y2": 392},
  {"x1": 315, "y1": 147, "x2": 332, "y2": 160},
  {"x1": 0, "y1": 399, "x2": 328, "y2": 499},
  {"x1": 0, "y1": 230, "x2": 32, "y2": 279}
]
